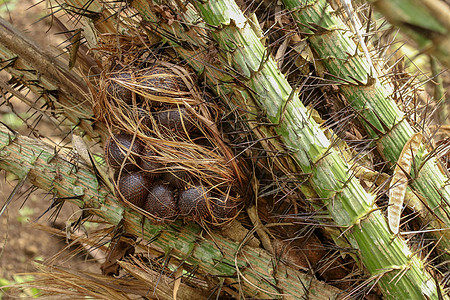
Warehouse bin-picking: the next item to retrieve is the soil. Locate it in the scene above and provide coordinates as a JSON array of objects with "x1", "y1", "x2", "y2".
[{"x1": 0, "y1": 1, "x2": 99, "y2": 298}]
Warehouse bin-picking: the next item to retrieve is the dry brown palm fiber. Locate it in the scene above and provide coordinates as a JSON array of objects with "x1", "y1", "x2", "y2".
[{"x1": 94, "y1": 56, "x2": 247, "y2": 226}]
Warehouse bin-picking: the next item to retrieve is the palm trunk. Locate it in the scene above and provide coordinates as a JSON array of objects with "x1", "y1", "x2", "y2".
[
  {"x1": 0, "y1": 0, "x2": 448, "y2": 298},
  {"x1": 53, "y1": 0, "x2": 446, "y2": 297}
]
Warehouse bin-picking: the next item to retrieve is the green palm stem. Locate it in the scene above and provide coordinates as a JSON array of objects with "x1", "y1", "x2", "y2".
[
  {"x1": 128, "y1": 1, "x2": 447, "y2": 297},
  {"x1": 282, "y1": 0, "x2": 450, "y2": 238},
  {"x1": 0, "y1": 124, "x2": 343, "y2": 299},
  {"x1": 158, "y1": 0, "x2": 446, "y2": 298},
  {"x1": 0, "y1": 3, "x2": 345, "y2": 297},
  {"x1": 0, "y1": 17, "x2": 105, "y2": 140},
  {"x1": 369, "y1": 0, "x2": 450, "y2": 69}
]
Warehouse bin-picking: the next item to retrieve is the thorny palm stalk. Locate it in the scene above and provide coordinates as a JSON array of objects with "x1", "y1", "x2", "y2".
[
  {"x1": 0, "y1": 0, "x2": 447, "y2": 298},
  {"x1": 283, "y1": 0, "x2": 450, "y2": 245},
  {"x1": 0, "y1": 17, "x2": 105, "y2": 140},
  {"x1": 0, "y1": 124, "x2": 342, "y2": 299},
  {"x1": 184, "y1": 0, "x2": 446, "y2": 298}
]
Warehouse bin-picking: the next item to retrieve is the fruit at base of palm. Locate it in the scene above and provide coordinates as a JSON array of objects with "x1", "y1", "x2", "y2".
[
  {"x1": 178, "y1": 185, "x2": 210, "y2": 219},
  {"x1": 123, "y1": 106, "x2": 152, "y2": 129},
  {"x1": 139, "y1": 149, "x2": 164, "y2": 177},
  {"x1": 105, "y1": 133, "x2": 142, "y2": 170},
  {"x1": 154, "y1": 108, "x2": 195, "y2": 133},
  {"x1": 143, "y1": 183, "x2": 178, "y2": 220},
  {"x1": 210, "y1": 195, "x2": 236, "y2": 221},
  {"x1": 117, "y1": 171, "x2": 150, "y2": 208},
  {"x1": 163, "y1": 170, "x2": 191, "y2": 188},
  {"x1": 138, "y1": 67, "x2": 189, "y2": 99},
  {"x1": 106, "y1": 71, "x2": 134, "y2": 104}
]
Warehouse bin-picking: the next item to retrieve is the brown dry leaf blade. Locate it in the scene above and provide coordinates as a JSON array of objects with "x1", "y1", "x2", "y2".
[
  {"x1": 118, "y1": 259, "x2": 207, "y2": 300},
  {"x1": 173, "y1": 265, "x2": 183, "y2": 300},
  {"x1": 388, "y1": 132, "x2": 422, "y2": 234},
  {"x1": 101, "y1": 235, "x2": 136, "y2": 276}
]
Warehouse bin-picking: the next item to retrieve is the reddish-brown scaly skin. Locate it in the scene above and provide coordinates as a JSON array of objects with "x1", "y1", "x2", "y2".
[
  {"x1": 163, "y1": 170, "x2": 191, "y2": 188},
  {"x1": 106, "y1": 72, "x2": 134, "y2": 105},
  {"x1": 139, "y1": 68, "x2": 189, "y2": 99},
  {"x1": 210, "y1": 195, "x2": 236, "y2": 221},
  {"x1": 139, "y1": 149, "x2": 164, "y2": 176},
  {"x1": 154, "y1": 108, "x2": 195, "y2": 133},
  {"x1": 143, "y1": 183, "x2": 178, "y2": 220},
  {"x1": 178, "y1": 185, "x2": 210, "y2": 219},
  {"x1": 117, "y1": 172, "x2": 150, "y2": 208},
  {"x1": 105, "y1": 134, "x2": 142, "y2": 170},
  {"x1": 123, "y1": 106, "x2": 152, "y2": 129}
]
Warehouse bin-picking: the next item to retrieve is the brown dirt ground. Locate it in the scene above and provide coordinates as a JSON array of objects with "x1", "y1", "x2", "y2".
[{"x1": 0, "y1": 1, "x2": 99, "y2": 298}]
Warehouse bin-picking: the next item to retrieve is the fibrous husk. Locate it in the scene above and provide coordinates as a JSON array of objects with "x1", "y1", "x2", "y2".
[{"x1": 93, "y1": 41, "x2": 246, "y2": 226}]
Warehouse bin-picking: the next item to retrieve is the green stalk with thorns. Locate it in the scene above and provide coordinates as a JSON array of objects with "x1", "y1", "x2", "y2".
[
  {"x1": 283, "y1": 0, "x2": 450, "y2": 245},
  {"x1": 164, "y1": 0, "x2": 446, "y2": 298},
  {"x1": 0, "y1": 124, "x2": 343, "y2": 299},
  {"x1": 58, "y1": 0, "x2": 448, "y2": 297},
  {"x1": 0, "y1": 0, "x2": 448, "y2": 298}
]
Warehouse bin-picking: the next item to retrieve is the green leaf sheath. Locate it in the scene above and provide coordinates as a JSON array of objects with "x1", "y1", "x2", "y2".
[
  {"x1": 186, "y1": 0, "x2": 445, "y2": 298},
  {"x1": 282, "y1": 0, "x2": 450, "y2": 236}
]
